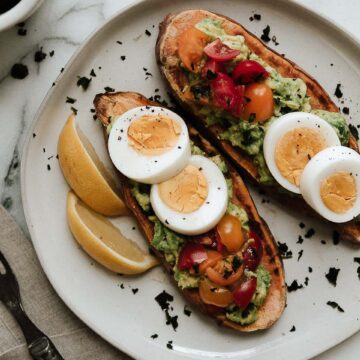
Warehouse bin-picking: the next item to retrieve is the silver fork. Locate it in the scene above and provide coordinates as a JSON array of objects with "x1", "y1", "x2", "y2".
[{"x1": 0, "y1": 251, "x2": 64, "y2": 360}]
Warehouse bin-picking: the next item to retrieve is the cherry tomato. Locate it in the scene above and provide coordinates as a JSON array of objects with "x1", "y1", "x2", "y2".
[
  {"x1": 216, "y1": 214, "x2": 245, "y2": 253},
  {"x1": 233, "y1": 277, "x2": 257, "y2": 309},
  {"x1": 201, "y1": 59, "x2": 225, "y2": 80},
  {"x1": 199, "y1": 279, "x2": 234, "y2": 307},
  {"x1": 231, "y1": 85, "x2": 246, "y2": 118},
  {"x1": 232, "y1": 60, "x2": 269, "y2": 85},
  {"x1": 178, "y1": 27, "x2": 209, "y2": 72},
  {"x1": 211, "y1": 73, "x2": 238, "y2": 111},
  {"x1": 199, "y1": 250, "x2": 223, "y2": 274},
  {"x1": 204, "y1": 39, "x2": 241, "y2": 62},
  {"x1": 242, "y1": 83, "x2": 274, "y2": 122},
  {"x1": 178, "y1": 243, "x2": 208, "y2": 271},
  {"x1": 206, "y1": 266, "x2": 243, "y2": 286},
  {"x1": 242, "y1": 231, "x2": 263, "y2": 271}
]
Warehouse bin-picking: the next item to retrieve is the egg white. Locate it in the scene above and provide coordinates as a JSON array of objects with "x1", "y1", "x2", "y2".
[
  {"x1": 150, "y1": 155, "x2": 228, "y2": 235},
  {"x1": 263, "y1": 112, "x2": 341, "y2": 193},
  {"x1": 300, "y1": 146, "x2": 360, "y2": 223},
  {"x1": 107, "y1": 106, "x2": 191, "y2": 184}
]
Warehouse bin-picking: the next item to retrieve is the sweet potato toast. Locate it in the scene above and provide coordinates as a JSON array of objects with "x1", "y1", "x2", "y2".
[
  {"x1": 156, "y1": 9, "x2": 360, "y2": 244},
  {"x1": 94, "y1": 91, "x2": 286, "y2": 331}
]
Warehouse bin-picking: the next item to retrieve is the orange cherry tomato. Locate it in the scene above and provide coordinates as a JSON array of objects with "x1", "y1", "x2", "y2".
[
  {"x1": 199, "y1": 279, "x2": 234, "y2": 308},
  {"x1": 206, "y1": 266, "x2": 243, "y2": 286},
  {"x1": 242, "y1": 82, "x2": 274, "y2": 122},
  {"x1": 178, "y1": 27, "x2": 209, "y2": 72},
  {"x1": 216, "y1": 214, "x2": 244, "y2": 253},
  {"x1": 199, "y1": 250, "x2": 223, "y2": 274}
]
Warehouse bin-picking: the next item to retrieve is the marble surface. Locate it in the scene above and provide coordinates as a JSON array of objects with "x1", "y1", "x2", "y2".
[{"x1": 0, "y1": 0, "x2": 359, "y2": 358}]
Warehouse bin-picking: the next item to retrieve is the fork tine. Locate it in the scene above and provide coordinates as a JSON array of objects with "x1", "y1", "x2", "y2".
[{"x1": 0, "y1": 251, "x2": 12, "y2": 275}]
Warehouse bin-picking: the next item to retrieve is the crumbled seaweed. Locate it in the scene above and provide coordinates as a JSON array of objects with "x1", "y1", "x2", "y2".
[
  {"x1": 11, "y1": 63, "x2": 29, "y2": 79},
  {"x1": 325, "y1": 267, "x2": 340, "y2": 286},
  {"x1": 326, "y1": 301, "x2": 344, "y2": 312},
  {"x1": 71, "y1": 107, "x2": 78, "y2": 115},
  {"x1": 297, "y1": 235, "x2": 304, "y2": 244},
  {"x1": 155, "y1": 290, "x2": 174, "y2": 310},
  {"x1": 321, "y1": 240, "x2": 326, "y2": 245},
  {"x1": 297, "y1": 250, "x2": 303, "y2": 261},
  {"x1": 166, "y1": 341, "x2": 173, "y2": 350},
  {"x1": 150, "y1": 334, "x2": 158, "y2": 339},
  {"x1": 290, "y1": 325, "x2": 296, "y2": 332},
  {"x1": 299, "y1": 222, "x2": 305, "y2": 229},
  {"x1": 277, "y1": 241, "x2": 292, "y2": 259},
  {"x1": 132, "y1": 288, "x2": 139, "y2": 294},
  {"x1": 354, "y1": 257, "x2": 360, "y2": 264},
  {"x1": 116, "y1": 40, "x2": 123, "y2": 45},
  {"x1": 17, "y1": 28, "x2": 27, "y2": 36},
  {"x1": 90, "y1": 69, "x2": 96, "y2": 77},
  {"x1": 349, "y1": 124, "x2": 359, "y2": 140},
  {"x1": 66, "y1": 96, "x2": 76, "y2": 104},
  {"x1": 104, "y1": 86, "x2": 115, "y2": 92},
  {"x1": 308, "y1": 266, "x2": 313, "y2": 273},
  {"x1": 287, "y1": 280, "x2": 303, "y2": 292},
  {"x1": 254, "y1": 14, "x2": 261, "y2": 20},
  {"x1": 34, "y1": 48, "x2": 47, "y2": 63},
  {"x1": 304, "y1": 228, "x2": 315, "y2": 238},
  {"x1": 145, "y1": 29, "x2": 151, "y2": 36},
  {"x1": 49, "y1": 50, "x2": 55, "y2": 57},
  {"x1": 334, "y1": 83, "x2": 343, "y2": 98},
  {"x1": 184, "y1": 305, "x2": 192, "y2": 317},
  {"x1": 232, "y1": 255, "x2": 242, "y2": 272},
  {"x1": 342, "y1": 107, "x2": 350, "y2": 115},
  {"x1": 304, "y1": 277, "x2": 309, "y2": 286},
  {"x1": 77, "y1": 76, "x2": 91, "y2": 90},
  {"x1": 121, "y1": 55, "x2": 126, "y2": 61},
  {"x1": 2, "y1": 197, "x2": 13, "y2": 210},
  {"x1": 261, "y1": 25, "x2": 271, "y2": 42},
  {"x1": 165, "y1": 310, "x2": 178, "y2": 331},
  {"x1": 332, "y1": 230, "x2": 340, "y2": 245},
  {"x1": 47, "y1": 164, "x2": 51, "y2": 171}
]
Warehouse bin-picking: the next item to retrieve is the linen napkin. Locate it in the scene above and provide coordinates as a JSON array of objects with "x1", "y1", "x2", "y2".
[{"x1": 0, "y1": 206, "x2": 130, "y2": 360}]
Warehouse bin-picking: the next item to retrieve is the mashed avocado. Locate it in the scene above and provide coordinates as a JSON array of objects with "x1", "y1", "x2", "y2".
[
  {"x1": 226, "y1": 265, "x2": 271, "y2": 325},
  {"x1": 227, "y1": 202, "x2": 249, "y2": 231},
  {"x1": 174, "y1": 269, "x2": 200, "y2": 289},
  {"x1": 130, "y1": 182, "x2": 151, "y2": 212}
]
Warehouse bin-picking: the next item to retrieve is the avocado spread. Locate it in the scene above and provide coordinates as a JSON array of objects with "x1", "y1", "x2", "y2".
[{"x1": 189, "y1": 19, "x2": 351, "y2": 185}]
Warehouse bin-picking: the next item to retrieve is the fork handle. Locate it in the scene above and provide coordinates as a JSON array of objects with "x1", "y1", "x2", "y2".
[{"x1": 7, "y1": 302, "x2": 63, "y2": 360}]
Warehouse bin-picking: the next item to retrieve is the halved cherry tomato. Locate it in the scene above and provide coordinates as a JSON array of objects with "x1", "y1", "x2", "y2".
[
  {"x1": 199, "y1": 250, "x2": 223, "y2": 274},
  {"x1": 242, "y1": 231, "x2": 263, "y2": 271},
  {"x1": 201, "y1": 59, "x2": 225, "y2": 80},
  {"x1": 211, "y1": 73, "x2": 238, "y2": 111},
  {"x1": 178, "y1": 27, "x2": 209, "y2": 72},
  {"x1": 216, "y1": 214, "x2": 245, "y2": 253},
  {"x1": 233, "y1": 277, "x2": 257, "y2": 309},
  {"x1": 242, "y1": 82, "x2": 274, "y2": 122},
  {"x1": 178, "y1": 243, "x2": 207, "y2": 271},
  {"x1": 199, "y1": 279, "x2": 234, "y2": 307},
  {"x1": 231, "y1": 85, "x2": 246, "y2": 118},
  {"x1": 204, "y1": 39, "x2": 241, "y2": 62},
  {"x1": 206, "y1": 266, "x2": 243, "y2": 286},
  {"x1": 232, "y1": 60, "x2": 269, "y2": 85}
]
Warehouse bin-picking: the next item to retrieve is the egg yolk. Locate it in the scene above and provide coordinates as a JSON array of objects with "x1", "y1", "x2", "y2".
[
  {"x1": 128, "y1": 115, "x2": 181, "y2": 155},
  {"x1": 159, "y1": 164, "x2": 208, "y2": 213},
  {"x1": 275, "y1": 128, "x2": 327, "y2": 186},
  {"x1": 320, "y1": 172, "x2": 356, "y2": 213}
]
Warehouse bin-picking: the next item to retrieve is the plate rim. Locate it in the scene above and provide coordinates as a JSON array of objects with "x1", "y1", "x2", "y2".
[{"x1": 20, "y1": 0, "x2": 360, "y2": 359}]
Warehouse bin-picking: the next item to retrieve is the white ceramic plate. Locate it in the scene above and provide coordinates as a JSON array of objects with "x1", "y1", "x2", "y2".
[{"x1": 21, "y1": 0, "x2": 360, "y2": 359}]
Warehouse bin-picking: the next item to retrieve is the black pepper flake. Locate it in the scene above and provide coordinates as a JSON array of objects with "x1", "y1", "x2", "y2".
[
  {"x1": 32, "y1": 133, "x2": 36, "y2": 138},
  {"x1": 11, "y1": 63, "x2": 29, "y2": 79},
  {"x1": 166, "y1": 341, "x2": 173, "y2": 350},
  {"x1": 308, "y1": 266, "x2": 313, "y2": 273},
  {"x1": 261, "y1": 25, "x2": 271, "y2": 43},
  {"x1": 71, "y1": 107, "x2": 78, "y2": 115},
  {"x1": 334, "y1": 83, "x2": 343, "y2": 98},
  {"x1": 332, "y1": 230, "x2": 340, "y2": 245},
  {"x1": 297, "y1": 235, "x2": 304, "y2": 244},
  {"x1": 304, "y1": 228, "x2": 315, "y2": 238},
  {"x1": 277, "y1": 241, "x2": 293, "y2": 259},
  {"x1": 297, "y1": 250, "x2": 303, "y2": 261},
  {"x1": 249, "y1": 16, "x2": 254, "y2": 21},
  {"x1": 132, "y1": 226, "x2": 136, "y2": 230},
  {"x1": 150, "y1": 334, "x2": 158, "y2": 339},
  {"x1": 184, "y1": 305, "x2": 191, "y2": 317},
  {"x1": 49, "y1": 50, "x2": 55, "y2": 57},
  {"x1": 342, "y1": 107, "x2": 350, "y2": 115},
  {"x1": 290, "y1": 325, "x2": 296, "y2": 332},
  {"x1": 325, "y1": 267, "x2": 340, "y2": 286},
  {"x1": 287, "y1": 280, "x2": 303, "y2": 292},
  {"x1": 349, "y1": 124, "x2": 359, "y2": 140},
  {"x1": 327, "y1": 301, "x2": 344, "y2": 313},
  {"x1": 104, "y1": 86, "x2": 115, "y2": 92},
  {"x1": 17, "y1": 28, "x2": 27, "y2": 36},
  {"x1": 60, "y1": 67, "x2": 64, "y2": 73},
  {"x1": 121, "y1": 55, "x2": 126, "y2": 61},
  {"x1": 77, "y1": 76, "x2": 91, "y2": 90},
  {"x1": 165, "y1": 219, "x2": 169, "y2": 225},
  {"x1": 254, "y1": 13, "x2": 261, "y2": 20},
  {"x1": 34, "y1": 47, "x2": 47, "y2": 63},
  {"x1": 304, "y1": 277, "x2": 309, "y2": 286},
  {"x1": 116, "y1": 40, "x2": 123, "y2": 45},
  {"x1": 47, "y1": 164, "x2": 51, "y2": 171},
  {"x1": 321, "y1": 240, "x2": 326, "y2": 245},
  {"x1": 66, "y1": 96, "x2": 76, "y2": 104},
  {"x1": 299, "y1": 222, "x2": 305, "y2": 229},
  {"x1": 132, "y1": 288, "x2": 139, "y2": 294},
  {"x1": 145, "y1": 29, "x2": 151, "y2": 36},
  {"x1": 90, "y1": 69, "x2": 96, "y2": 77},
  {"x1": 120, "y1": 283, "x2": 124, "y2": 289}
]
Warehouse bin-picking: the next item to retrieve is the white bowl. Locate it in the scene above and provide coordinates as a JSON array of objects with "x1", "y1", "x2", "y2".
[{"x1": 0, "y1": 0, "x2": 44, "y2": 32}]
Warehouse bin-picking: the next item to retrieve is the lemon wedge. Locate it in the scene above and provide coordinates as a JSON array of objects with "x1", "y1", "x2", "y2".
[
  {"x1": 67, "y1": 191, "x2": 158, "y2": 274},
  {"x1": 58, "y1": 114, "x2": 127, "y2": 216}
]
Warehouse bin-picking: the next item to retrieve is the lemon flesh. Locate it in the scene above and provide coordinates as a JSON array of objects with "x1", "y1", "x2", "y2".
[
  {"x1": 58, "y1": 114, "x2": 127, "y2": 216},
  {"x1": 67, "y1": 191, "x2": 158, "y2": 274}
]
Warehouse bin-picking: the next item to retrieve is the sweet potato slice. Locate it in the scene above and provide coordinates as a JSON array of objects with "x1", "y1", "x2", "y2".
[
  {"x1": 156, "y1": 10, "x2": 360, "y2": 244},
  {"x1": 94, "y1": 91, "x2": 286, "y2": 331}
]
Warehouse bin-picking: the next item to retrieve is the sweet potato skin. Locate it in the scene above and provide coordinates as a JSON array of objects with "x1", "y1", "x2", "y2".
[
  {"x1": 94, "y1": 91, "x2": 286, "y2": 332},
  {"x1": 156, "y1": 10, "x2": 360, "y2": 244}
]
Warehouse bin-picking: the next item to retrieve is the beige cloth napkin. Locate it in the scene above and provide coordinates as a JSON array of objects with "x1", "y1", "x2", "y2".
[{"x1": 0, "y1": 206, "x2": 131, "y2": 360}]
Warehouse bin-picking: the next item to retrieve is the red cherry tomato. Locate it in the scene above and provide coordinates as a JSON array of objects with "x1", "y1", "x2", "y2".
[
  {"x1": 211, "y1": 73, "x2": 238, "y2": 111},
  {"x1": 204, "y1": 38, "x2": 241, "y2": 62},
  {"x1": 231, "y1": 85, "x2": 246, "y2": 118},
  {"x1": 233, "y1": 277, "x2": 257, "y2": 309},
  {"x1": 178, "y1": 243, "x2": 208, "y2": 270},
  {"x1": 242, "y1": 231, "x2": 263, "y2": 271},
  {"x1": 232, "y1": 60, "x2": 269, "y2": 85},
  {"x1": 201, "y1": 59, "x2": 225, "y2": 79}
]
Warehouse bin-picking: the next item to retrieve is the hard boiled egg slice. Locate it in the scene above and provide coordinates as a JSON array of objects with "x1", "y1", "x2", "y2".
[
  {"x1": 150, "y1": 155, "x2": 228, "y2": 235},
  {"x1": 300, "y1": 146, "x2": 360, "y2": 223},
  {"x1": 108, "y1": 106, "x2": 191, "y2": 184},
  {"x1": 263, "y1": 112, "x2": 341, "y2": 193}
]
